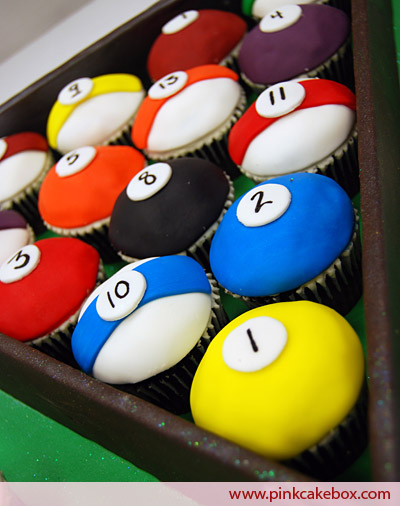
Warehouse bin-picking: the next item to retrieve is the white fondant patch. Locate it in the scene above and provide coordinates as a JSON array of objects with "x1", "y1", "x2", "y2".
[
  {"x1": 0, "y1": 244, "x2": 40, "y2": 284},
  {"x1": 0, "y1": 139, "x2": 7, "y2": 160},
  {"x1": 162, "y1": 10, "x2": 199, "y2": 34},
  {"x1": 222, "y1": 316, "x2": 288, "y2": 372},
  {"x1": 0, "y1": 150, "x2": 48, "y2": 202},
  {"x1": 56, "y1": 91, "x2": 145, "y2": 154},
  {"x1": 256, "y1": 81, "x2": 305, "y2": 118},
  {"x1": 126, "y1": 163, "x2": 172, "y2": 201},
  {"x1": 0, "y1": 228, "x2": 31, "y2": 266},
  {"x1": 58, "y1": 78, "x2": 94, "y2": 105},
  {"x1": 241, "y1": 104, "x2": 355, "y2": 177},
  {"x1": 92, "y1": 292, "x2": 211, "y2": 384},
  {"x1": 260, "y1": 4, "x2": 302, "y2": 32},
  {"x1": 252, "y1": 0, "x2": 315, "y2": 19},
  {"x1": 149, "y1": 71, "x2": 188, "y2": 100},
  {"x1": 147, "y1": 78, "x2": 241, "y2": 152},
  {"x1": 236, "y1": 183, "x2": 291, "y2": 227},
  {"x1": 96, "y1": 269, "x2": 147, "y2": 322},
  {"x1": 56, "y1": 146, "x2": 96, "y2": 177}
]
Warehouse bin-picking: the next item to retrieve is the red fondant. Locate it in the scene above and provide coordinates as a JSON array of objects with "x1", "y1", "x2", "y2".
[
  {"x1": 147, "y1": 10, "x2": 247, "y2": 81},
  {"x1": 0, "y1": 237, "x2": 100, "y2": 341},
  {"x1": 228, "y1": 79, "x2": 356, "y2": 165},
  {"x1": 132, "y1": 65, "x2": 239, "y2": 150},
  {"x1": 1, "y1": 132, "x2": 48, "y2": 162}
]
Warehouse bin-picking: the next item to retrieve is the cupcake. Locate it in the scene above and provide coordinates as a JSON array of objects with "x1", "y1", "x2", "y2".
[
  {"x1": 238, "y1": 4, "x2": 352, "y2": 92},
  {"x1": 190, "y1": 300, "x2": 367, "y2": 479},
  {"x1": 146, "y1": 9, "x2": 247, "y2": 81},
  {"x1": 109, "y1": 158, "x2": 234, "y2": 267},
  {"x1": 241, "y1": 0, "x2": 348, "y2": 20},
  {"x1": 71, "y1": 255, "x2": 228, "y2": 414},
  {"x1": 38, "y1": 145, "x2": 146, "y2": 261},
  {"x1": 209, "y1": 173, "x2": 362, "y2": 315},
  {"x1": 0, "y1": 210, "x2": 34, "y2": 265},
  {"x1": 0, "y1": 132, "x2": 53, "y2": 232},
  {"x1": 0, "y1": 237, "x2": 102, "y2": 361},
  {"x1": 46, "y1": 73, "x2": 145, "y2": 155},
  {"x1": 228, "y1": 79, "x2": 359, "y2": 197},
  {"x1": 131, "y1": 65, "x2": 246, "y2": 174}
]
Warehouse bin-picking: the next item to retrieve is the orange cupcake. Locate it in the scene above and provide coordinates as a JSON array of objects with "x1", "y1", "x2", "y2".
[{"x1": 38, "y1": 145, "x2": 146, "y2": 260}]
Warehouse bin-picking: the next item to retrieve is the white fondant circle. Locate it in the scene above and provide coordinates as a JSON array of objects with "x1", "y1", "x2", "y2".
[
  {"x1": 126, "y1": 163, "x2": 172, "y2": 201},
  {"x1": 236, "y1": 184, "x2": 291, "y2": 227},
  {"x1": 260, "y1": 4, "x2": 302, "y2": 33},
  {"x1": 256, "y1": 81, "x2": 305, "y2": 118},
  {"x1": 162, "y1": 10, "x2": 199, "y2": 34},
  {"x1": 58, "y1": 78, "x2": 94, "y2": 105},
  {"x1": 222, "y1": 316, "x2": 288, "y2": 372},
  {"x1": 0, "y1": 139, "x2": 7, "y2": 160},
  {"x1": 0, "y1": 244, "x2": 41, "y2": 284},
  {"x1": 96, "y1": 269, "x2": 147, "y2": 322},
  {"x1": 56, "y1": 146, "x2": 96, "y2": 177},
  {"x1": 149, "y1": 71, "x2": 188, "y2": 100}
]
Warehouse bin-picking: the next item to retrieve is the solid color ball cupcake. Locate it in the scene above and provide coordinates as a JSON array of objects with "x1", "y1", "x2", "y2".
[
  {"x1": 228, "y1": 79, "x2": 358, "y2": 196},
  {"x1": 238, "y1": 4, "x2": 352, "y2": 91},
  {"x1": 0, "y1": 132, "x2": 54, "y2": 232},
  {"x1": 209, "y1": 173, "x2": 362, "y2": 315},
  {"x1": 46, "y1": 73, "x2": 145, "y2": 155},
  {"x1": 131, "y1": 65, "x2": 246, "y2": 172},
  {"x1": 0, "y1": 237, "x2": 102, "y2": 356},
  {"x1": 0, "y1": 210, "x2": 34, "y2": 265},
  {"x1": 146, "y1": 9, "x2": 247, "y2": 81},
  {"x1": 109, "y1": 158, "x2": 234, "y2": 266},
  {"x1": 71, "y1": 255, "x2": 228, "y2": 413},
  {"x1": 241, "y1": 0, "x2": 342, "y2": 20},
  {"x1": 38, "y1": 145, "x2": 146, "y2": 260},
  {"x1": 190, "y1": 301, "x2": 367, "y2": 479}
]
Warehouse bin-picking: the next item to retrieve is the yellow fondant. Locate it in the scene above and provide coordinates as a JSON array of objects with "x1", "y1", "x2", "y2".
[
  {"x1": 190, "y1": 300, "x2": 364, "y2": 460},
  {"x1": 46, "y1": 74, "x2": 143, "y2": 149}
]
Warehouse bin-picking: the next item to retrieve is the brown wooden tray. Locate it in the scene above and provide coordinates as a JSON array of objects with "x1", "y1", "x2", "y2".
[{"x1": 0, "y1": 0, "x2": 399, "y2": 481}]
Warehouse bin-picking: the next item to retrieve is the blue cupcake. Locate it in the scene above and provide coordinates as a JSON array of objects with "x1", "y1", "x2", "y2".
[{"x1": 209, "y1": 173, "x2": 361, "y2": 315}]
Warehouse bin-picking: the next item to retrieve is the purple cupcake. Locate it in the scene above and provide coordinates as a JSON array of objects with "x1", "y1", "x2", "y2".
[
  {"x1": 238, "y1": 4, "x2": 352, "y2": 91},
  {"x1": 0, "y1": 210, "x2": 34, "y2": 266}
]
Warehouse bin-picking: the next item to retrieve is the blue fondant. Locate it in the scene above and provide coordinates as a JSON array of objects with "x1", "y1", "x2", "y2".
[
  {"x1": 209, "y1": 173, "x2": 355, "y2": 297},
  {"x1": 71, "y1": 255, "x2": 211, "y2": 374}
]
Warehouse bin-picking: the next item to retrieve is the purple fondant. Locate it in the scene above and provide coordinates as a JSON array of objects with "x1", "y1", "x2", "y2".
[
  {"x1": 0, "y1": 210, "x2": 28, "y2": 230},
  {"x1": 238, "y1": 4, "x2": 350, "y2": 85}
]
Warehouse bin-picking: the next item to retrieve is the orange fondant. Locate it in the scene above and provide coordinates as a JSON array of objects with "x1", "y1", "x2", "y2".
[
  {"x1": 0, "y1": 237, "x2": 100, "y2": 341},
  {"x1": 132, "y1": 64, "x2": 239, "y2": 150},
  {"x1": 38, "y1": 145, "x2": 146, "y2": 228},
  {"x1": 228, "y1": 79, "x2": 356, "y2": 165},
  {"x1": 1, "y1": 132, "x2": 48, "y2": 162}
]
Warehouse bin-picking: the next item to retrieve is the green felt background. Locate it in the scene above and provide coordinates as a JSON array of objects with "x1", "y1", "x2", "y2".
[{"x1": 1, "y1": 0, "x2": 399, "y2": 483}]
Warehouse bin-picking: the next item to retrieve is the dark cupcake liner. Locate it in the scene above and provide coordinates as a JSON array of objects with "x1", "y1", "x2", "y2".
[
  {"x1": 241, "y1": 210, "x2": 362, "y2": 316},
  {"x1": 5, "y1": 187, "x2": 46, "y2": 235},
  {"x1": 284, "y1": 380, "x2": 368, "y2": 480},
  {"x1": 112, "y1": 275, "x2": 229, "y2": 414}
]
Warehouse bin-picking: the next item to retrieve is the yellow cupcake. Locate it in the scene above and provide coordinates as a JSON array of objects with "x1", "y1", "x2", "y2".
[{"x1": 190, "y1": 300, "x2": 364, "y2": 462}]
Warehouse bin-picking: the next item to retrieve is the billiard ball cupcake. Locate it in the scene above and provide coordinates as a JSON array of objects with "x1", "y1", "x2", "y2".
[
  {"x1": 209, "y1": 173, "x2": 362, "y2": 315},
  {"x1": 46, "y1": 73, "x2": 145, "y2": 155},
  {"x1": 0, "y1": 210, "x2": 34, "y2": 266},
  {"x1": 147, "y1": 9, "x2": 247, "y2": 81},
  {"x1": 238, "y1": 4, "x2": 352, "y2": 92},
  {"x1": 38, "y1": 145, "x2": 146, "y2": 260},
  {"x1": 0, "y1": 237, "x2": 103, "y2": 361},
  {"x1": 0, "y1": 132, "x2": 53, "y2": 232},
  {"x1": 109, "y1": 158, "x2": 234, "y2": 267},
  {"x1": 190, "y1": 301, "x2": 367, "y2": 479},
  {"x1": 71, "y1": 255, "x2": 228, "y2": 413},
  {"x1": 241, "y1": 0, "x2": 349, "y2": 20},
  {"x1": 131, "y1": 65, "x2": 246, "y2": 174},
  {"x1": 228, "y1": 79, "x2": 359, "y2": 197}
]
